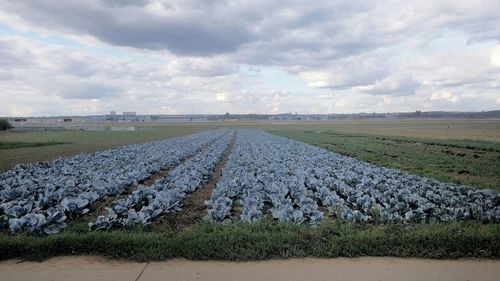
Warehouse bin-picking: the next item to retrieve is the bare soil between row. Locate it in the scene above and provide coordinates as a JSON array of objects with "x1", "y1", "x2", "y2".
[{"x1": 155, "y1": 131, "x2": 237, "y2": 232}]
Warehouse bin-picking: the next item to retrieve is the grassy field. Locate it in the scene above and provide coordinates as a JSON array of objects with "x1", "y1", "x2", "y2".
[
  {"x1": 272, "y1": 130, "x2": 500, "y2": 190},
  {"x1": 0, "y1": 140, "x2": 71, "y2": 150},
  {"x1": 262, "y1": 119, "x2": 500, "y2": 142},
  {"x1": 1, "y1": 221, "x2": 499, "y2": 261}
]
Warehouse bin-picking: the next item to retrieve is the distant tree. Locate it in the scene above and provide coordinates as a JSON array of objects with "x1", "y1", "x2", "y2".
[
  {"x1": 0, "y1": 119, "x2": 13, "y2": 131},
  {"x1": 223, "y1": 112, "x2": 230, "y2": 120}
]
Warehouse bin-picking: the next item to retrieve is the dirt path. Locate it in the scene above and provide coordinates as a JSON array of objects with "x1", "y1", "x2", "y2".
[
  {"x1": 1, "y1": 256, "x2": 499, "y2": 281},
  {"x1": 156, "y1": 131, "x2": 237, "y2": 231}
]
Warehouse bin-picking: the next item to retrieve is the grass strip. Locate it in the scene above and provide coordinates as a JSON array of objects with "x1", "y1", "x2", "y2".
[
  {"x1": 1, "y1": 221, "x2": 498, "y2": 261},
  {"x1": 0, "y1": 141, "x2": 71, "y2": 150}
]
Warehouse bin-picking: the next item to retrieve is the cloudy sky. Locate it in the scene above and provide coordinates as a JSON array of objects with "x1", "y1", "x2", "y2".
[{"x1": 1, "y1": 0, "x2": 499, "y2": 116}]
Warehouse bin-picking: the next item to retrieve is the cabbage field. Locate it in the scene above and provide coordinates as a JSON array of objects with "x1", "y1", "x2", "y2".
[
  {"x1": 207, "y1": 130, "x2": 500, "y2": 225},
  {"x1": 0, "y1": 129, "x2": 228, "y2": 234},
  {"x1": 1, "y1": 129, "x2": 499, "y2": 235}
]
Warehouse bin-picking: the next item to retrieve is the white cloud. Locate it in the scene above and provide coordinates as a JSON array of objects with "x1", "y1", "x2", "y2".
[
  {"x1": 430, "y1": 91, "x2": 459, "y2": 103},
  {"x1": 9, "y1": 106, "x2": 34, "y2": 116},
  {"x1": 216, "y1": 92, "x2": 228, "y2": 102},
  {"x1": 491, "y1": 45, "x2": 500, "y2": 67},
  {"x1": 299, "y1": 71, "x2": 331, "y2": 88},
  {"x1": 1, "y1": 1, "x2": 500, "y2": 116}
]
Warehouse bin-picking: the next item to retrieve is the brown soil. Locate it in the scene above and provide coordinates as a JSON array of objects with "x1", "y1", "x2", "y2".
[
  {"x1": 156, "y1": 131, "x2": 237, "y2": 232},
  {"x1": 91, "y1": 168, "x2": 173, "y2": 216}
]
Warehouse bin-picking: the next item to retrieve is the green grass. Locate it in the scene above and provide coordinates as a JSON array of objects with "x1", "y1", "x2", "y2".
[
  {"x1": 0, "y1": 140, "x2": 71, "y2": 150},
  {"x1": 271, "y1": 130, "x2": 500, "y2": 190},
  {"x1": 1, "y1": 221, "x2": 498, "y2": 261}
]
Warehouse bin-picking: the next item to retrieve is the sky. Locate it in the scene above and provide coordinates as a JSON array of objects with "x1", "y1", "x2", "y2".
[{"x1": 0, "y1": 0, "x2": 499, "y2": 116}]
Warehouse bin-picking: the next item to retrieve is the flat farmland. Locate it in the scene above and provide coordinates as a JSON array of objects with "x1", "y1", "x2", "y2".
[
  {"x1": 0, "y1": 121, "x2": 499, "y2": 261},
  {"x1": 266, "y1": 120, "x2": 500, "y2": 190},
  {"x1": 260, "y1": 119, "x2": 500, "y2": 142},
  {"x1": 3, "y1": 119, "x2": 498, "y2": 189},
  {"x1": 272, "y1": 130, "x2": 500, "y2": 190},
  {"x1": 0, "y1": 124, "x2": 217, "y2": 170}
]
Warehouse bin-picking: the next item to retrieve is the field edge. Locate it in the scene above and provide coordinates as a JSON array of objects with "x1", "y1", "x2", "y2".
[{"x1": 1, "y1": 221, "x2": 499, "y2": 261}]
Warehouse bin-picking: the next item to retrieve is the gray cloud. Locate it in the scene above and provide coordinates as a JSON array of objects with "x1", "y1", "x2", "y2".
[
  {"x1": 0, "y1": 1, "x2": 417, "y2": 62},
  {"x1": 2, "y1": 1, "x2": 498, "y2": 63},
  {"x1": 0, "y1": 37, "x2": 35, "y2": 66},
  {"x1": 1, "y1": 1, "x2": 256, "y2": 56},
  {"x1": 1, "y1": 1, "x2": 500, "y2": 116},
  {"x1": 55, "y1": 82, "x2": 122, "y2": 99},
  {"x1": 101, "y1": 0, "x2": 151, "y2": 7}
]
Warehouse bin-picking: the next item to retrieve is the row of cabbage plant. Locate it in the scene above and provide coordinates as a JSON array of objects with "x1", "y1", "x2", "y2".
[
  {"x1": 206, "y1": 130, "x2": 500, "y2": 224},
  {"x1": 206, "y1": 130, "x2": 324, "y2": 225},
  {"x1": 89, "y1": 130, "x2": 234, "y2": 230},
  {"x1": 0, "y1": 129, "x2": 227, "y2": 234}
]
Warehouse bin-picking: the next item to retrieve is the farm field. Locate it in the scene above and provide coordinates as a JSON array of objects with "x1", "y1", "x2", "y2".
[
  {"x1": 263, "y1": 119, "x2": 500, "y2": 142},
  {"x1": 3, "y1": 1, "x2": 499, "y2": 278},
  {"x1": 0, "y1": 124, "x2": 216, "y2": 170},
  {"x1": 272, "y1": 130, "x2": 500, "y2": 190},
  {"x1": 260, "y1": 119, "x2": 500, "y2": 191},
  {"x1": 1, "y1": 119, "x2": 498, "y2": 190},
  {"x1": 0, "y1": 123, "x2": 499, "y2": 261}
]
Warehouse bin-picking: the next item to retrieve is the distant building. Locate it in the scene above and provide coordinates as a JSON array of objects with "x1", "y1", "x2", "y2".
[
  {"x1": 123, "y1": 111, "x2": 136, "y2": 116},
  {"x1": 156, "y1": 115, "x2": 208, "y2": 122},
  {"x1": 269, "y1": 113, "x2": 328, "y2": 121},
  {"x1": 110, "y1": 111, "x2": 116, "y2": 116},
  {"x1": 110, "y1": 126, "x2": 135, "y2": 131},
  {"x1": 305, "y1": 115, "x2": 328, "y2": 121}
]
